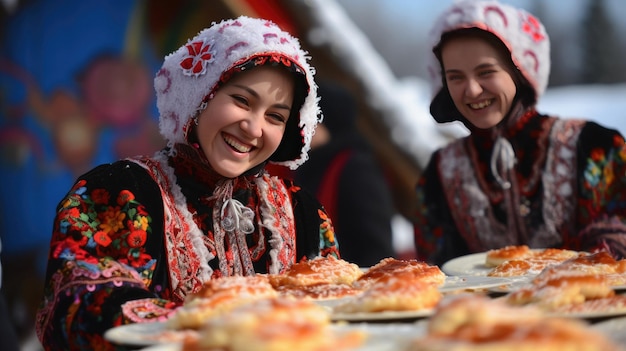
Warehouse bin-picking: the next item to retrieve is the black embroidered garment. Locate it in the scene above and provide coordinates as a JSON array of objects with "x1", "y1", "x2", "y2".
[
  {"x1": 36, "y1": 144, "x2": 339, "y2": 350},
  {"x1": 413, "y1": 109, "x2": 626, "y2": 266}
]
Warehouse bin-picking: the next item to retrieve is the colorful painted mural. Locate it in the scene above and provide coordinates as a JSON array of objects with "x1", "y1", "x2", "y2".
[{"x1": 0, "y1": 0, "x2": 167, "y2": 262}]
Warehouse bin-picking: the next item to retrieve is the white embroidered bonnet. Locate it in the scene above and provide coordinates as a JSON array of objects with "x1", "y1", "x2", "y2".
[
  {"x1": 427, "y1": 0, "x2": 550, "y2": 123},
  {"x1": 154, "y1": 16, "x2": 320, "y2": 170}
]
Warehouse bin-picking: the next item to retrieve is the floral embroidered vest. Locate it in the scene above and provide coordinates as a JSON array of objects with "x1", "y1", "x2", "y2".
[
  {"x1": 438, "y1": 119, "x2": 586, "y2": 251},
  {"x1": 130, "y1": 152, "x2": 297, "y2": 301}
]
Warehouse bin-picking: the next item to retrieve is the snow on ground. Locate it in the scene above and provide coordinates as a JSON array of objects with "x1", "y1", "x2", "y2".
[{"x1": 539, "y1": 84, "x2": 626, "y2": 136}]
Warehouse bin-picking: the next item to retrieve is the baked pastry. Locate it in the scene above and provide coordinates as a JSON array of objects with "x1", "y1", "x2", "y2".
[
  {"x1": 408, "y1": 294, "x2": 621, "y2": 351},
  {"x1": 334, "y1": 270, "x2": 442, "y2": 313},
  {"x1": 487, "y1": 258, "x2": 558, "y2": 277},
  {"x1": 268, "y1": 255, "x2": 363, "y2": 287},
  {"x1": 485, "y1": 246, "x2": 581, "y2": 277},
  {"x1": 186, "y1": 297, "x2": 365, "y2": 351},
  {"x1": 166, "y1": 275, "x2": 278, "y2": 330},
  {"x1": 485, "y1": 245, "x2": 531, "y2": 267},
  {"x1": 506, "y1": 274, "x2": 615, "y2": 310},
  {"x1": 532, "y1": 251, "x2": 626, "y2": 287},
  {"x1": 505, "y1": 252, "x2": 626, "y2": 312},
  {"x1": 268, "y1": 255, "x2": 364, "y2": 299},
  {"x1": 354, "y1": 257, "x2": 446, "y2": 289},
  {"x1": 273, "y1": 282, "x2": 362, "y2": 300}
]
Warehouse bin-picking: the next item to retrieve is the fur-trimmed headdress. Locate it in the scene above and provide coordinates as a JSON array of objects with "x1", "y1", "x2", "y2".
[
  {"x1": 427, "y1": 0, "x2": 550, "y2": 123},
  {"x1": 154, "y1": 16, "x2": 320, "y2": 170}
]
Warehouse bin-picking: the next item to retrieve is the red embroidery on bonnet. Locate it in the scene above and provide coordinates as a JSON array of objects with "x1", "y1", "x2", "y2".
[{"x1": 180, "y1": 40, "x2": 216, "y2": 76}]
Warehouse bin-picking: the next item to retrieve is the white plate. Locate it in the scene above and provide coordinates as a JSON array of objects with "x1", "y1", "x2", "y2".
[
  {"x1": 104, "y1": 322, "x2": 193, "y2": 346},
  {"x1": 592, "y1": 316, "x2": 626, "y2": 347},
  {"x1": 549, "y1": 308, "x2": 626, "y2": 320},
  {"x1": 441, "y1": 252, "x2": 493, "y2": 276},
  {"x1": 108, "y1": 321, "x2": 428, "y2": 350},
  {"x1": 439, "y1": 275, "x2": 517, "y2": 293},
  {"x1": 486, "y1": 276, "x2": 534, "y2": 293},
  {"x1": 140, "y1": 343, "x2": 181, "y2": 351},
  {"x1": 331, "y1": 308, "x2": 433, "y2": 322},
  {"x1": 441, "y1": 249, "x2": 595, "y2": 277}
]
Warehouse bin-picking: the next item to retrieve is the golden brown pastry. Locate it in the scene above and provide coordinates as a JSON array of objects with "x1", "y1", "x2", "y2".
[
  {"x1": 485, "y1": 245, "x2": 531, "y2": 267},
  {"x1": 186, "y1": 297, "x2": 365, "y2": 351},
  {"x1": 505, "y1": 274, "x2": 615, "y2": 310},
  {"x1": 268, "y1": 255, "x2": 363, "y2": 287},
  {"x1": 485, "y1": 246, "x2": 581, "y2": 277},
  {"x1": 334, "y1": 270, "x2": 443, "y2": 313},
  {"x1": 408, "y1": 294, "x2": 621, "y2": 351},
  {"x1": 354, "y1": 257, "x2": 446, "y2": 289},
  {"x1": 505, "y1": 252, "x2": 626, "y2": 313},
  {"x1": 532, "y1": 251, "x2": 626, "y2": 287},
  {"x1": 166, "y1": 275, "x2": 278, "y2": 330},
  {"x1": 268, "y1": 255, "x2": 364, "y2": 300}
]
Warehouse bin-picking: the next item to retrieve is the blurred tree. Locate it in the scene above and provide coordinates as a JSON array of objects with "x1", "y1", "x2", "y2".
[{"x1": 580, "y1": 0, "x2": 624, "y2": 83}]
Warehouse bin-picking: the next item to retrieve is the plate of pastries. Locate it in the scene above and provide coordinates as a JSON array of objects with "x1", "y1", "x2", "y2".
[
  {"x1": 442, "y1": 245, "x2": 626, "y2": 316},
  {"x1": 105, "y1": 251, "x2": 626, "y2": 351}
]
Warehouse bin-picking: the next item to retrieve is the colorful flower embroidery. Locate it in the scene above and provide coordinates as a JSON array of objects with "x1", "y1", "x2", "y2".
[
  {"x1": 317, "y1": 208, "x2": 339, "y2": 257},
  {"x1": 180, "y1": 39, "x2": 216, "y2": 76},
  {"x1": 581, "y1": 142, "x2": 626, "y2": 223},
  {"x1": 51, "y1": 183, "x2": 154, "y2": 273}
]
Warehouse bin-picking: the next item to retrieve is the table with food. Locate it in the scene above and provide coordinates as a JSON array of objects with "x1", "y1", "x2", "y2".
[{"x1": 104, "y1": 246, "x2": 626, "y2": 351}]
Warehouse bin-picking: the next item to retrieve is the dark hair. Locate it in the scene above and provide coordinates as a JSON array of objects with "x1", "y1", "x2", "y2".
[{"x1": 269, "y1": 72, "x2": 309, "y2": 162}]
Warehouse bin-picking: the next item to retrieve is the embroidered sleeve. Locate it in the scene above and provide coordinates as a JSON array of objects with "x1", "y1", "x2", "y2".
[
  {"x1": 575, "y1": 125, "x2": 626, "y2": 258},
  {"x1": 286, "y1": 181, "x2": 340, "y2": 260},
  {"x1": 317, "y1": 208, "x2": 340, "y2": 258},
  {"x1": 35, "y1": 162, "x2": 174, "y2": 350}
]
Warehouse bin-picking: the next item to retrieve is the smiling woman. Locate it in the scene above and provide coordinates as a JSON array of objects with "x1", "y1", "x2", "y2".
[
  {"x1": 412, "y1": 0, "x2": 626, "y2": 267},
  {"x1": 193, "y1": 65, "x2": 296, "y2": 178},
  {"x1": 35, "y1": 16, "x2": 344, "y2": 351}
]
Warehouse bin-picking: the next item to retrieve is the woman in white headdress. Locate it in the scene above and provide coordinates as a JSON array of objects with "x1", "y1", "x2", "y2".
[
  {"x1": 413, "y1": 0, "x2": 626, "y2": 266},
  {"x1": 36, "y1": 16, "x2": 339, "y2": 350}
]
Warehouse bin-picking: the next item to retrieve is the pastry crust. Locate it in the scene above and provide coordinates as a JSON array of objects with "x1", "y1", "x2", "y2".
[
  {"x1": 505, "y1": 252, "x2": 626, "y2": 311},
  {"x1": 273, "y1": 282, "x2": 362, "y2": 300},
  {"x1": 334, "y1": 271, "x2": 443, "y2": 313},
  {"x1": 166, "y1": 275, "x2": 278, "y2": 330},
  {"x1": 506, "y1": 274, "x2": 615, "y2": 309},
  {"x1": 268, "y1": 255, "x2": 363, "y2": 288},
  {"x1": 485, "y1": 245, "x2": 531, "y2": 267},
  {"x1": 533, "y1": 251, "x2": 626, "y2": 286},
  {"x1": 485, "y1": 246, "x2": 581, "y2": 277},
  {"x1": 408, "y1": 294, "x2": 621, "y2": 351},
  {"x1": 188, "y1": 297, "x2": 365, "y2": 351},
  {"x1": 354, "y1": 257, "x2": 446, "y2": 289}
]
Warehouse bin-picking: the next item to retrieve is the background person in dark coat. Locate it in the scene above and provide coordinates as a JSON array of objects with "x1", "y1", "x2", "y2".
[{"x1": 295, "y1": 81, "x2": 397, "y2": 267}]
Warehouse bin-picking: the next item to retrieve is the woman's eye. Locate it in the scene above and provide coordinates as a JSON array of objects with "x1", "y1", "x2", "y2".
[
  {"x1": 232, "y1": 95, "x2": 249, "y2": 105},
  {"x1": 267, "y1": 113, "x2": 286, "y2": 124}
]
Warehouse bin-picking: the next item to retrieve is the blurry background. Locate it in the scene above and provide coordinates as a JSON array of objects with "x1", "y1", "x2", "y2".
[
  {"x1": 1, "y1": 0, "x2": 624, "y2": 349},
  {"x1": 339, "y1": 0, "x2": 626, "y2": 85}
]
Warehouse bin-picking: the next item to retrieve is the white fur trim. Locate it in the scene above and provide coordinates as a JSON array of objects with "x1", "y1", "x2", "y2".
[{"x1": 155, "y1": 16, "x2": 320, "y2": 170}]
